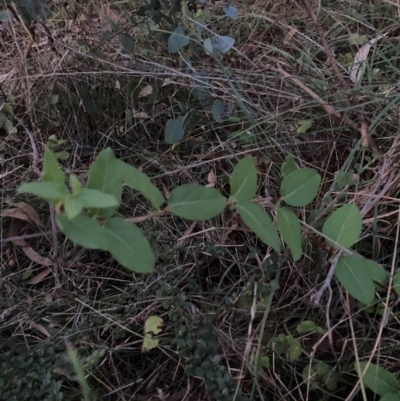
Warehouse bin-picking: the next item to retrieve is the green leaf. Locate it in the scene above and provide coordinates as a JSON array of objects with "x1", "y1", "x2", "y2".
[
  {"x1": 168, "y1": 25, "x2": 190, "y2": 53},
  {"x1": 323, "y1": 204, "x2": 362, "y2": 248},
  {"x1": 43, "y1": 146, "x2": 66, "y2": 185},
  {"x1": 364, "y1": 259, "x2": 387, "y2": 287},
  {"x1": 223, "y1": 3, "x2": 238, "y2": 20},
  {"x1": 118, "y1": 33, "x2": 135, "y2": 54},
  {"x1": 296, "y1": 320, "x2": 326, "y2": 334},
  {"x1": 230, "y1": 157, "x2": 257, "y2": 203},
  {"x1": 211, "y1": 99, "x2": 224, "y2": 121},
  {"x1": 165, "y1": 117, "x2": 185, "y2": 144},
  {"x1": 235, "y1": 201, "x2": 281, "y2": 252},
  {"x1": 260, "y1": 356, "x2": 270, "y2": 369},
  {"x1": 142, "y1": 316, "x2": 163, "y2": 351},
  {"x1": 280, "y1": 168, "x2": 321, "y2": 207},
  {"x1": 335, "y1": 254, "x2": 375, "y2": 305},
  {"x1": 296, "y1": 120, "x2": 313, "y2": 134},
  {"x1": 380, "y1": 394, "x2": 400, "y2": 401},
  {"x1": 204, "y1": 36, "x2": 235, "y2": 54},
  {"x1": 355, "y1": 362, "x2": 400, "y2": 396},
  {"x1": 69, "y1": 175, "x2": 82, "y2": 195},
  {"x1": 281, "y1": 155, "x2": 298, "y2": 178},
  {"x1": 64, "y1": 189, "x2": 118, "y2": 219},
  {"x1": 18, "y1": 181, "x2": 67, "y2": 201},
  {"x1": 169, "y1": 184, "x2": 227, "y2": 220},
  {"x1": 64, "y1": 195, "x2": 85, "y2": 220},
  {"x1": 0, "y1": 10, "x2": 12, "y2": 22},
  {"x1": 393, "y1": 271, "x2": 400, "y2": 296},
  {"x1": 287, "y1": 337, "x2": 302, "y2": 362},
  {"x1": 79, "y1": 188, "x2": 119, "y2": 208},
  {"x1": 56, "y1": 213, "x2": 107, "y2": 250},
  {"x1": 87, "y1": 148, "x2": 122, "y2": 218},
  {"x1": 115, "y1": 160, "x2": 164, "y2": 209},
  {"x1": 276, "y1": 206, "x2": 302, "y2": 261},
  {"x1": 144, "y1": 316, "x2": 163, "y2": 335},
  {"x1": 104, "y1": 218, "x2": 154, "y2": 273}
]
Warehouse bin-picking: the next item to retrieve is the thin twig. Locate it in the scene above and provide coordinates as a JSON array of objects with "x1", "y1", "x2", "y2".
[
  {"x1": 301, "y1": 0, "x2": 347, "y2": 88},
  {"x1": 1, "y1": 231, "x2": 54, "y2": 244},
  {"x1": 13, "y1": 117, "x2": 61, "y2": 286},
  {"x1": 14, "y1": 116, "x2": 42, "y2": 178},
  {"x1": 299, "y1": 0, "x2": 382, "y2": 155},
  {"x1": 50, "y1": 206, "x2": 60, "y2": 287},
  {"x1": 128, "y1": 208, "x2": 168, "y2": 223}
]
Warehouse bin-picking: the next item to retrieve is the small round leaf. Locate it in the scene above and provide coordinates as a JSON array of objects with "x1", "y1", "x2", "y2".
[
  {"x1": 280, "y1": 168, "x2": 321, "y2": 207},
  {"x1": 335, "y1": 254, "x2": 375, "y2": 305},
  {"x1": 168, "y1": 25, "x2": 190, "y2": 53},
  {"x1": 165, "y1": 117, "x2": 185, "y2": 144},
  {"x1": 323, "y1": 204, "x2": 362, "y2": 248}
]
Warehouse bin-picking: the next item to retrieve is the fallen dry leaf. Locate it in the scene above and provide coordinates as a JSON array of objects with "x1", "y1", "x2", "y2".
[
  {"x1": 26, "y1": 268, "x2": 52, "y2": 285},
  {"x1": 8, "y1": 221, "x2": 53, "y2": 267},
  {"x1": 30, "y1": 321, "x2": 51, "y2": 337},
  {"x1": 22, "y1": 248, "x2": 52, "y2": 267},
  {"x1": 349, "y1": 34, "x2": 385, "y2": 83},
  {"x1": 206, "y1": 170, "x2": 216, "y2": 188},
  {"x1": 177, "y1": 221, "x2": 196, "y2": 247},
  {"x1": 1, "y1": 202, "x2": 44, "y2": 228},
  {"x1": 283, "y1": 28, "x2": 297, "y2": 46}
]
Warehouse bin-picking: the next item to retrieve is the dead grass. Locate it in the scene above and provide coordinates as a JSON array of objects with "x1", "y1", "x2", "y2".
[{"x1": 2, "y1": 0, "x2": 400, "y2": 400}]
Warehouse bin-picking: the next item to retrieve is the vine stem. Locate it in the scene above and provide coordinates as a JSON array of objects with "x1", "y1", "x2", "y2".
[{"x1": 128, "y1": 208, "x2": 169, "y2": 223}]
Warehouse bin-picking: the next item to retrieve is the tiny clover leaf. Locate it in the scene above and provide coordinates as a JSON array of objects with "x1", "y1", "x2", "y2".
[
  {"x1": 165, "y1": 117, "x2": 185, "y2": 144},
  {"x1": 104, "y1": 218, "x2": 155, "y2": 273},
  {"x1": 280, "y1": 168, "x2": 321, "y2": 207},
  {"x1": 142, "y1": 316, "x2": 163, "y2": 352},
  {"x1": 235, "y1": 201, "x2": 281, "y2": 252},
  {"x1": 276, "y1": 206, "x2": 302, "y2": 261},
  {"x1": 355, "y1": 362, "x2": 400, "y2": 397},
  {"x1": 296, "y1": 120, "x2": 313, "y2": 134},
  {"x1": 169, "y1": 184, "x2": 227, "y2": 220},
  {"x1": 322, "y1": 204, "x2": 362, "y2": 248},
  {"x1": 335, "y1": 253, "x2": 376, "y2": 305},
  {"x1": 230, "y1": 157, "x2": 257, "y2": 203},
  {"x1": 286, "y1": 336, "x2": 302, "y2": 362},
  {"x1": 302, "y1": 363, "x2": 338, "y2": 391},
  {"x1": 18, "y1": 181, "x2": 68, "y2": 203},
  {"x1": 168, "y1": 25, "x2": 190, "y2": 53},
  {"x1": 296, "y1": 320, "x2": 326, "y2": 334}
]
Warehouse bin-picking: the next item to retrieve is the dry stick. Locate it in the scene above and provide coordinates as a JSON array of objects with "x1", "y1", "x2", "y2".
[
  {"x1": 14, "y1": 117, "x2": 42, "y2": 178},
  {"x1": 272, "y1": 65, "x2": 381, "y2": 155},
  {"x1": 14, "y1": 117, "x2": 61, "y2": 287},
  {"x1": 128, "y1": 208, "x2": 168, "y2": 223},
  {"x1": 300, "y1": 0, "x2": 382, "y2": 155},
  {"x1": 301, "y1": 0, "x2": 348, "y2": 88}
]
